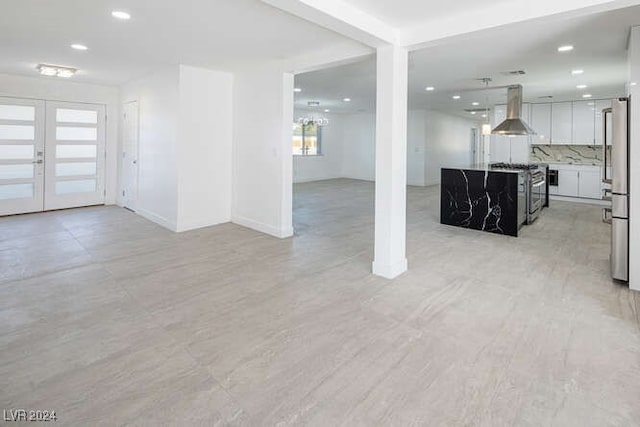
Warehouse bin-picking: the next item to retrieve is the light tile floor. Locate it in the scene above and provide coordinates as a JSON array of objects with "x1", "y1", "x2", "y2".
[{"x1": 1, "y1": 179, "x2": 639, "y2": 425}]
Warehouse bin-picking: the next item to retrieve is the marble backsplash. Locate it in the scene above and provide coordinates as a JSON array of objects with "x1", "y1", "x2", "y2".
[{"x1": 530, "y1": 145, "x2": 610, "y2": 165}]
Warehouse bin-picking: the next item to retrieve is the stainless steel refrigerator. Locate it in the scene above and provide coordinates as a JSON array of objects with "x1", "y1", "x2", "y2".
[{"x1": 602, "y1": 98, "x2": 630, "y2": 282}]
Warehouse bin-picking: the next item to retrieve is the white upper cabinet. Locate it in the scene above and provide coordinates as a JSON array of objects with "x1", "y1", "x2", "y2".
[
  {"x1": 594, "y1": 99, "x2": 612, "y2": 146},
  {"x1": 530, "y1": 103, "x2": 551, "y2": 145},
  {"x1": 572, "y1": 101, "x2": 596, "y2": 145},
  {"x1": 551, "y1": 102, "x2": 572, "y2": 144}
]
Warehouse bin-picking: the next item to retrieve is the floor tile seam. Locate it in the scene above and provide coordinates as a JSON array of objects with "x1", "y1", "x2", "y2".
[{"x1": 111, "y1": 271, "x2": 255, "y2": 421}]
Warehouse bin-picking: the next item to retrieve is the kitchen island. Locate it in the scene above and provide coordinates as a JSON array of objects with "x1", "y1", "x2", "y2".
[{"x1": 440, "y1": 167, "x2": 525, "y2": 237}]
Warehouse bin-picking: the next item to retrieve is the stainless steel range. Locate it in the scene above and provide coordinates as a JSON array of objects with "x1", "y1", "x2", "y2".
[{"x1": 490, "y1": 162, "x2": 549, "y2": 224}]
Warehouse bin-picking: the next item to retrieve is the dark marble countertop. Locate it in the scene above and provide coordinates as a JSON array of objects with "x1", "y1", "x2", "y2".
[{"x1": 442, "y1": 165, "x2": 522, "y2": 174}]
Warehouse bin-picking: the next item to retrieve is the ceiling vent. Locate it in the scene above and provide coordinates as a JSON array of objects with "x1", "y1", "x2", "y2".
[
  {"x1": 500, "y1": 70, "x2": 526, "y2": 76},
  {"x1": 307, "y1": 101, "x2": 320, "y2": 107},
  {"x1": 464, "y1": 108, "x2": 492, "y2": 113}
]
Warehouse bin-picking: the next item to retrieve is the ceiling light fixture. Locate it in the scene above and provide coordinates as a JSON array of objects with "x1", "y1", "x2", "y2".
[
  {"x1": 111, "y1": 10, "x2": 131, "y2": 20},
  {"x1": 572, "y1": 69, "x2": 584, "y2": 75},
  {"x1": 298, "y1": 117, "x2": 329, "y2": 126},
  {"x1": 582, "y1": 94, "x2": 593, "y2": 98},
  {"x1": 631, "y1": 82, "x2": 638, "y2": 86},
  {"x1": 324, "y1": 109, "x2": 330, "y2": 113},
  {"x1": 71, "y1": 44, "x2": 88, "y2": 51},
  {"x1": 294, "y1": 88, "x2": 302, "y2": 93},
  {"x1": 576, "y1": 84, "x2": 588, "y2": 89},
  {"x1": 452, "y1": 95, "x2": 461, "y2": 100},
  {"x1": 343, "y1": 98, "x2": 351, "y2": 102},
  {"x1": 472, "y1": 102, "x2": 480, "y2": 106},
  {"x1": 558, "y1": 45, "x2": 574, "y2": 52},
  {"x1": 37, "y1": 64, "x2": 77, "y2": 78},
  {"x1": 470, "y1": 111, "x2": 476, "y2": 115},
  {"x1": 425, "y1": 86, "x2": 435, "y2": 91}
]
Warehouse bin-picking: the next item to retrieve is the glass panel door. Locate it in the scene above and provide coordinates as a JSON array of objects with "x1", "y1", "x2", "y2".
[
  {"x1": 44, "y1": 101, "x2": 106, "y2": 210},
  {"x1": 0, "y1": 97, "x2": 45, "y2": 216}
]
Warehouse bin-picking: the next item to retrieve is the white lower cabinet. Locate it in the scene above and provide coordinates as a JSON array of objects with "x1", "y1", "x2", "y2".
[
  {"x1": 557, "y1": 170, "x2": 579, "y2": 197},
  {"x1": 578, "y1": 170, "x2": 602, "y2": 199},
  {"x1": 550, "y1": 164, "x2": 603, "y2": 200}
]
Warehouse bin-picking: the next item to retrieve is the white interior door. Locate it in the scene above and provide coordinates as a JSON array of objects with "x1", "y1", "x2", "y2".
[
  {"x1": 0, "y1": 97, "x2": 45, "y2": 216},
  {"x1": 44, "y1": 101, "x2": 106, "y2": 210},
  {"x1": 122, "y1": 101, "x2": 139, "y2": 210}
]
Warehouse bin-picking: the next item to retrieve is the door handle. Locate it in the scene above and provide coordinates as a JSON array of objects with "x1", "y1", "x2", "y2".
[{"x1": 32, "y1": 160, "x2": 43, "y2": 164}]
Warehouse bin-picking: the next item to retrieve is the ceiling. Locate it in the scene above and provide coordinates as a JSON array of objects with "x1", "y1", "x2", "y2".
[
  {"x1": 344, "y1": 0, "x2": 510, "y2": 29},
  {"x1": 0, "y1": 0, "x2": 365, "y2": 86},
  {"x1": 294, "y1": 5, "x2": 636, "y2": 119}
]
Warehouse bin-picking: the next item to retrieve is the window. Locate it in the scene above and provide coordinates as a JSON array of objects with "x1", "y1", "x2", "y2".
[{"x1": 292, "y1": 122, "x2": 322, "y2": 156}]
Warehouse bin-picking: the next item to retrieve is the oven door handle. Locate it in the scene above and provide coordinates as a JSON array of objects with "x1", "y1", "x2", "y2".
[{"x1": 531, "y1": 181, "x2": 546, "y2": 188}]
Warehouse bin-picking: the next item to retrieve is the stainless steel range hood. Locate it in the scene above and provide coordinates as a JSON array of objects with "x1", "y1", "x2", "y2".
[{"x1": 491, "y1": 85, "x2": 536, "y2": 136}]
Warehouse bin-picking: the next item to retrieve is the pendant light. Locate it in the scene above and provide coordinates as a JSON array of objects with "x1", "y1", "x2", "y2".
[{"x1": 481, "y1": 78, "x2": 492, "y2": 135}]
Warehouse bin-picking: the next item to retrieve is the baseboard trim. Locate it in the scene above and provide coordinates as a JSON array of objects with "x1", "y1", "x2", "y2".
[
  {"x1": 136, "y1": 208, "x2": 177, "y2": 232},
  {"x1": 550, "y1": 195, "x2": 609, "y2": 206},
  {"x1": 232, "y1": 215, "x2": 293, "y2": 239},
  {"x1": 176, "y1": 218, "x2": 231, "y2": 233},
  {"x1": 372, "y1": 258, "x2": 408, "y2": 279}
]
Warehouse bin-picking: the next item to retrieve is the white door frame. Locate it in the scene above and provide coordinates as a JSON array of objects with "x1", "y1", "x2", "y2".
[{"x1": 122, "y1": 101, "x2": 139, "y2": 211}]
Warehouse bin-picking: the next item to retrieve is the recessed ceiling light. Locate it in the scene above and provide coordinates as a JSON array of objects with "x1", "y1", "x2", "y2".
[
  {"x1": 481, "y1": 114, "x2": 487, "y2": 118},
  {"x1": 582, "y1": 94, "x2": 592, "y2": 98},
  {"x1": 37, "y1": 64, "x2": 77, "y2": 78},
  {"x1": 294, "y1": 88, "x2": 302, "y2": 93},
  {"x1": 576, "y1": 84, "x2": 587, "y2": 89},
  {"x1": 558, "y1": 45, "x2": 574, "y2": 52},
  {"x1": 324, "y1": 109, "x2": 330, "y2": 113},
  {"x1": 71, "y1": 44, "x2": 88, "y2": 51},
  {"x1": 425, "y1": 86, "x2": 435, "y2": 91},
  {"x1": 343, "y1": 98, "x2": 351, "y2": 102},
  {"x1": 472, "y1": 102, "x2": 479, "y2": 106},
  {"x1": 572, "y1": 69, "x2": 584, "y2": 75},
  {"x1": 111, "y1": 10, "x2": 131, "y2": 20},
  {"x1": 587, "y1": 102, "x2": 595, "y2": 106},
  {"x1": 452, "y1": 95, "x2": 461, "y2": 100},
  {"x1": 631, "y1": 82, "x2": 638, "y2": 86},
  {"x1": 470, "y1": 111, "x2": 476, "y2": 115}
]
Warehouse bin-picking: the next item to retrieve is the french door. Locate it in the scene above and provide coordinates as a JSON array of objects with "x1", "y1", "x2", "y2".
[
  {"x1": 44, "y1": 101, "x2": 105, "y2": 210},
  {"x1": 0, "y1": 97, "x2": 105, "y2": 216},
  {"x1": 0, "y1": 98, "x2": 45, "y2": 215}
]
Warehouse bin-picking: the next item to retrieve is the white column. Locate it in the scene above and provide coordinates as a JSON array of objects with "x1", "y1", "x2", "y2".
[
  {"x1": 628, "y1": 27, "x2": 640, "y2": 291},
  {"x1": 372, "y1": 45, "x2": 409, "y2": 279}
]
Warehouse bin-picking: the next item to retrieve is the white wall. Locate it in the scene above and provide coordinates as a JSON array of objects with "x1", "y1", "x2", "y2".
[
  {"x1": 407, "y1": 110, "x2": 426, "y2": 186},
  {"x1": 176, "y1": 65, "x2": 233, "y2": 232},
  {"x1": 627, "y1": 26, "x2": 640, "y2": 291},
  {"x1": 121, "y1": 67, "x2": 180, "y2": 230},
  {"x1": 424, "y1": 110, "x2": 476, "y2": 186},
  {"x1": 0, "y1": 73, "x2": 120, "y2": 204},
  {"x1": 232, "y1": 62, "x2": 294, "y2": 238},
  {"x1": 341, "y1": 113, "x2": 376, "y2": 181},
  {"x1": 291, "y1": 109, "x2": 476, "y2": 186}
]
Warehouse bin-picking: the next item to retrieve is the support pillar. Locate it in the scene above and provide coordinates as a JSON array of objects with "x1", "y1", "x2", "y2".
[{"x1": 372, "y1": 45, "x2": 409, "y2": 279}]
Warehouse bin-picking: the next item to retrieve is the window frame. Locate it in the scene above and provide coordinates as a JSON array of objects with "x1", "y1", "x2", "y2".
[{"x1": 293, "y1": 122, "x2": 323, "y2": 156}]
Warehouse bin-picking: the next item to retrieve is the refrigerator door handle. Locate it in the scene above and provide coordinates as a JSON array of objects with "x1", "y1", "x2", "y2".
[{"x1": 602, "y1": 107, "x2": 612, "y2": 183}]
